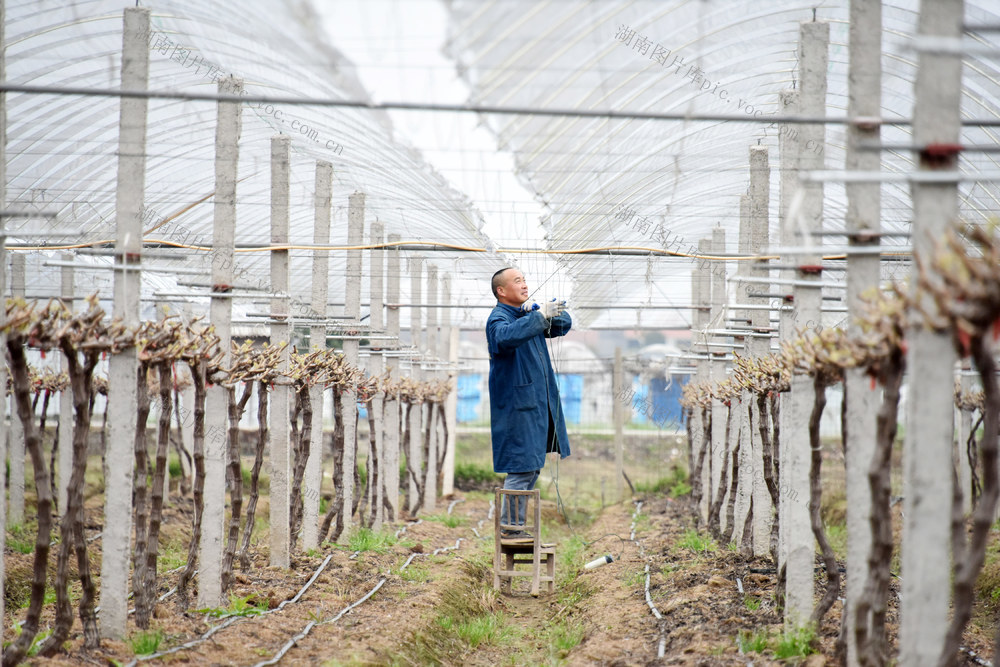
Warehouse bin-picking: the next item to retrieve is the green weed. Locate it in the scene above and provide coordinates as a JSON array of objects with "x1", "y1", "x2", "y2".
[
  {"x1": 744, "y1": 596, "x2": 762, "y2": 611},
  {"x1": 129, "y1": 628, "x2": 164, "y2": 656},
  {"x1": 398, "y1": 561, "x2": 431, "y2": 583},
  {"x1": 675, "y1": 529, "x2": 717, "y2": 553},
  {"x1": 547, "y1": 620, "x2": 585, "y2": 659},
  {"x1": 6, "y1": 524, "x2": 33, "y2": 555},
  {"x1": 453, "y1": 612, "x2": 510, "y2": 648},
  {"x1": 737, "y1": 628, "x2": 769, "y2": 653},
  {"x1": 346, "y1": 527, "x2": 398, "y2": 553},
  {"x1": 196, "y1": 593, "x2": 267, "y2": 619},
  {"x1": 5, "y1": 624, "x2": 53, "y2": 657},
  {"x1": 623, "y1": 568, "x2": 645, "y2": 588},
  {"x1": 425, "y1": 513, "x2": 465, "y2": 529},
  {"x1": 774, "y1": 624, "x2": 817, "y2": 659},
  {"x1": 454, "y1": 462, "x2": 500, "y2": 490}
]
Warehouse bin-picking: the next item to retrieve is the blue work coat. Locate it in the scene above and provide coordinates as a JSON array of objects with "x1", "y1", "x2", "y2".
[{"x1": 486, "y1": 303, "x2": 572, "y2": 473}]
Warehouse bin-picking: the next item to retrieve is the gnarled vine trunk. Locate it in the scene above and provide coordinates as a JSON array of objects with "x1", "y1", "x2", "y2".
[
  {"x1": 2, "y1": 340, "x2": 54, "y2": 667},
  {"x1": 809, "y1": 376, "x2": 839, "y2": 625},
  {"x1": 855, "y1": 347, "x2": 903, "y2": 667},
  {"x1": 221, "y1": 382, "x2": 251, "y2": 591},
  {"x1": 239, "y1": 380, "x2": 268, "y2": 570},
  {"x1": 177, "y1": 358, "x2": 207, "y2": 607}
]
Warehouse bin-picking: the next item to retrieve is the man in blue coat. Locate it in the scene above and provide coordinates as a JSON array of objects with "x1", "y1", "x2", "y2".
[{"x1": 486, "y1": 267, "x2": 572, "y2": 537}]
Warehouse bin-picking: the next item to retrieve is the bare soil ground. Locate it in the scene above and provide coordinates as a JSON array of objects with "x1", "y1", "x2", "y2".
[{"x1": 5, "y1": 437, "x2": 999, "y2": 665}]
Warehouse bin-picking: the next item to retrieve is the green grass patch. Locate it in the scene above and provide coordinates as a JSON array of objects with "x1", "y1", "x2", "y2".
[
  {"x1": 196, "y1": 593, "x2": 268, "y2": 619},
  {"x1": 168, "y1": 456, "x2": 183, "y2": 480},
  {"x1": 130, "y1": 628, "x2": 164, "y2": 656},
  {"x1": 454, "y1": 462, "x2": 501, "y2": 491},
  {"x1": 774, "y1": 624, "x2": 817, "y2": 659},
  {"x1": 344, "y1": 527, "x2": 399, "y2": 553},
  {"x1": 386, "y1": 559, "x2": 517, "y2": 664},
  {"x1": 623, "y1": 568, "x2": 645, "y2": 588},
  {"x1": 737, "y1": 628, "x2": 769, "y2": 653},
  {"x1": 6, "y1": 524, "x2": 34, "y2": 555},
  {"x1": 545, "y1": 620, "x2": 585, "y2": 661},
  {"x1": 425, "y1": 513, "x2": 466, "y2": 529},
  {"x1": 446, "y1": 611, "x2": 512, "y2": 648},
  {"x1": 675, "y1": 528, "x2": 717, "y2": 553},
  {"x1": 744, "y1": 596, "x2": 762, "y2": 611},
  {"x1": 635, "y1": 465, "x2": 690, "y2": 498},
  {"x1": 4, "y1": 624, "x2": 53, "y2": 657},
  {"x1": 398, "y1": 560, "x2": 431, "y2": 583}
]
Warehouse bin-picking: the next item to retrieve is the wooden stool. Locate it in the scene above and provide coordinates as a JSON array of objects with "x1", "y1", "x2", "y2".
[{"x1": 493, "y1": 488, "x2": 555, "y2": 597}]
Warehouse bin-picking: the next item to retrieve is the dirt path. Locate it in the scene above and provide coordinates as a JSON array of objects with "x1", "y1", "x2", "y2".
[{"x1": 6, "y1": 490, "x2": 894, "y2": 666}]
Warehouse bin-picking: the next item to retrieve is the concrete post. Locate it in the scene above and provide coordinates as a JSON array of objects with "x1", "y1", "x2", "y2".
[
  {"x1": 369, "y1": 220, "x2": 385, "y2": 528},
  {"x1": 339, "y1": 191, "x2": 364, "y2": 541},
  {"x1": 440, "y1": 274, "x2": 458, "y2": 496},
  {"x1": 57, "y1": 254, "x2": 74, "y2": 515},
  {"x1": 268, "y1": 134, "x2": 291, "y2": 566},
  {"x1": 613, "y1": 347, "x2": 624, "y2": 502},
  {"x1": 748, "y1": 146, "x2": 772, "y2": 558},
  {"x1": 407, "y1": 257, "x2": 422, "y2": 514},
  {"x1": 844, "y1": 2, "x2": 882, "y2": 663},
  {"x1": 199, "y1": 75, "x2": 241, "y2": 607},
  {"x1": 8, "y1": 254, "x2": 24, "y2": 528},
  {"x1": 900, "y1": 1, "x2": 963, "y2": 663},
  {"x1": 384, "y1": 234, "x2": 402, "y2": 520},
  {"x1": 304, "y1": 160, "x2": 332, "y2": 550},
  {"x1": 730, "y1": 196, "x2": 752, "y2": 545},
  {"x1": 423, "y1": 265, "x2": 438, "y2": 512},
  {"x1": 100, "y1": 7, "x2": 149, "y2": 638},
  {"x1": 710, "y1": 227, "x2": 728, "y2": 529},
  {"x1": 0, "y1": 2, "x2": 7, "y2": 637},
  {"x1": 784, "y1": 19, "x2": 829, "y2": 628},
  {"x1": 695, "y1": 239, "x2": 712, "y2": 523},
  {"x1": 777, "y1": 87, "x2": 800, "y2": 574}
]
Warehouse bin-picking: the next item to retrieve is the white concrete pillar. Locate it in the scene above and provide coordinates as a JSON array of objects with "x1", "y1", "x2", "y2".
[
  {"x1": 384, "y1": 234, "x2": 402, "y2": 520},
  {"x1": 783, "y1": 19, "x2": 829, "y2": 628},
  {"x1": 777, "y1": 87, "x2": 800, "y2": 576},
  {"x1": 0, "y1": 3, "x2": 7, "y2": 638},
  {"x1": 844, "y1": 1, "x2": 882, "y2": 663},
  {"x1": 695, "y1": 239, "x2": 712, "y2": 523},
  {"x1": 199, "y1": 75, "x2": 242, "y2": 607},
  {"x1": 900, "y1": 1, "x2": 962, "y2": 663},
  {"x1": 57, "y1": 254, "x2": 73, "y2": 515},
  {"x1": 8, "y1": 253, "x2": 24, "y2": 528},
  {"x1": 407, "y1": 257, "x2": 422, "y2": 514},
  {"x1": 748, "y1": 146, "x2": 772, "y2": 558},
  {"x1": 438, "y1": 273, "x2": 458, "y2": 496},
  {"x1": 422, "y1": 265, "x2": 438, "y2": 512},
  {"x1": 732, "y1": 195, "x2": 753, "y2": 545},
  {"x1": 338, "y1": 192, "x2": 364, "y2": 541},
  {"x1": 304, "y1": 160, "x2": 332, "y2": 550},
  {"x1": 710, "y1": 227, "x2": 728, "y2": 529},
  {"x1": 368, "y1": 220, "x2": 385, "y2": 528},
  {"x1": 613, "y1": 348, "x2": 624, "y2": 501},
  {"x1": 100, "y1": 7, "x2": 148, "y2": 639},
  {"x1": 268, "y1": 134, "x2": 291, "y2": 566}
]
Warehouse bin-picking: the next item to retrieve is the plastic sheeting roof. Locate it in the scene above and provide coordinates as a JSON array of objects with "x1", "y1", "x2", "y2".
[
  {"x1": 444, "y1": 0, "x2": 1000, "y2": 330},
  {"x1": 6, "y1": 0, "x2": 502, "y2": 329}
]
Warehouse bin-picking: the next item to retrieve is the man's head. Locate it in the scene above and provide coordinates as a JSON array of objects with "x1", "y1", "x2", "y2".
[{"x1": 492, "y1": 267, "x2": 529, "y2": 306}]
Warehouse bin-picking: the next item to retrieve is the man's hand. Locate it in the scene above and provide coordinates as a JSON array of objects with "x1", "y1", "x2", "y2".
[
  {"x1": 540, "y1": 299, "x2": 566, "y2": 319},
  {"x1": 522, "y1": 298, "x2": 566, "y2": 319}
]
